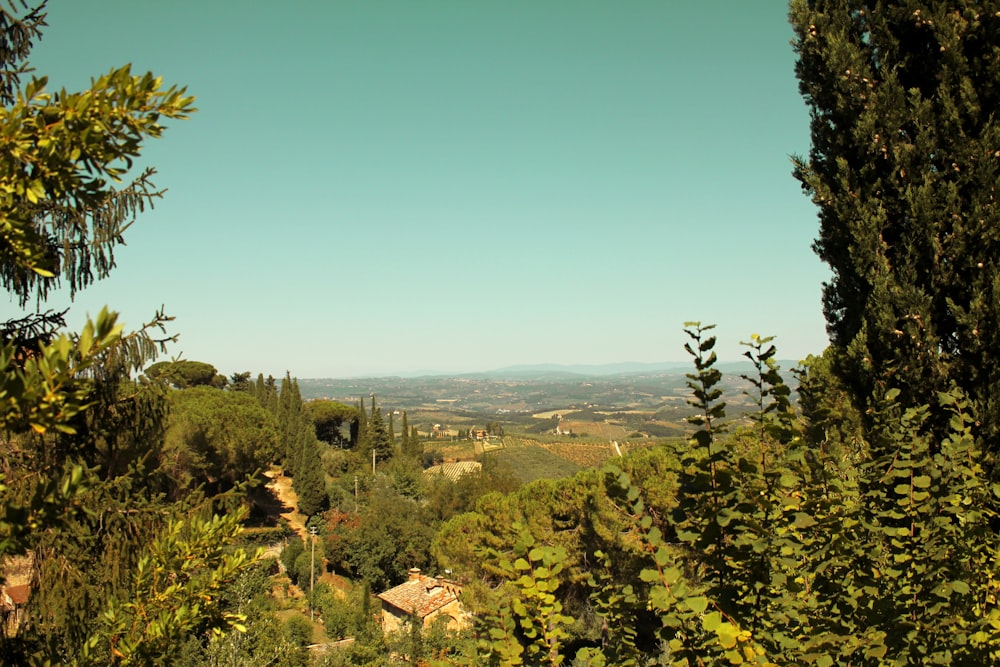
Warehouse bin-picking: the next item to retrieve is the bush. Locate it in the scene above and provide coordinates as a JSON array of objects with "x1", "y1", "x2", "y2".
[
  {"x1": 284, "y1": 614, "x2": 313, "y2": 647},
  {"x1": 422, "y1": 449, "x2": 444, "y2": 468},
  {"x1": 280, "y1": 536, "x2": 304, "y2": 581}
]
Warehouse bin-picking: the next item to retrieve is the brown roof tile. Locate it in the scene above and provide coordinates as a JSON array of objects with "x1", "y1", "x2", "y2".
[
  {"x1": 377, "y1": 574, "x2": 462, "y2": 618},
  {"x1": 4, "y1": 584, "x2": 30, "y2": 606}
]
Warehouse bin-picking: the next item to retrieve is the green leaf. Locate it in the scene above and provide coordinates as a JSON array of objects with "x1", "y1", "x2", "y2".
[
  {"x1": 716, "y1": 622, "x2": 739, "y2": 649},
  {"x1": 686, "y1": 596, "x2": 709, "y2": 613}
]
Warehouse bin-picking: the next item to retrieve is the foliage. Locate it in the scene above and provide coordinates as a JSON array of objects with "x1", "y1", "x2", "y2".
[
  {"x1": 74, "y1": 512, "x2": 258, "y2": 666},
  {"x1": 368, "y1": 402, "x2": 394, "y2": 463},
  {"x1": 0, "y1": 5, "x2": 261, "y2": 663},
  {"x1": 790, "y1": 0, "x2": 1000, "y2": 451},
  {"x1": 146, "y1": 360, "x2": 226, "y2": 389},
  {"x1": 305, "y1": 399, "x2": 356, "y2": 446},
  {"x1": 794, "y1": 347, "x2": 865, "y2": 464},
  {"x1": 0, "y1": 43, "x2": 194, "y2": 302},
  {"x1": 476, "y1": 526, "x2": 575, "y2": 666},
  {"x1": 327, "y1": 484, "x2": 435, "y2": 590},
  {"x1": 283, "y1": 613, "x2": 313, "y2": 648},
  {"x1": 294, "y1": 423, "x2": 328, "y2": 517},
  {"x1": 465, "y1": 324, "x2": 1000, "y2": 666},
  {"x1": 162, "y1": 386, "x2": 279, "y2": 493}
]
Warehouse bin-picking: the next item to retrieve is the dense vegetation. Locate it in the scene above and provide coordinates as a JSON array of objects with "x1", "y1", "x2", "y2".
[{"x1": 4, "y1": 1, "x2": 1000, "y2": 666}]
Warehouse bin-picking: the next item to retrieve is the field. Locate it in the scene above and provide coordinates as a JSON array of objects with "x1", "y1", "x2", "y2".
[
  {"x1": 487, "y1": 439, "x2": 583, "y2": 484},
  {"x1": 539, "y1": 441, "x2": 618, "y2": 468}
]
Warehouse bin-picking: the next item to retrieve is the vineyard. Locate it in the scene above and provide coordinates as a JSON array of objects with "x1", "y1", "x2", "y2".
[
  {"x1": 499, "y1": 436, "x2": 627, "y2": 471},
  {"x1": 556, "y1": 419, "x2": 629, "y2": 440},
  {"x1": 539, "y1": 441, "x2": 618, "y2": 468},
  {"x1": 488, "y1": 441, "x2": 582, "y2": 484}
]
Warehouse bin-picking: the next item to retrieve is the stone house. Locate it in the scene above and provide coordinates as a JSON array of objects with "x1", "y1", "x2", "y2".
[
  {"x1": 1, "y1": 584, "x2": 30, "y2": 637},
  {"x1": 376, "y1": 568, "x2": 470, "y2": 633}
]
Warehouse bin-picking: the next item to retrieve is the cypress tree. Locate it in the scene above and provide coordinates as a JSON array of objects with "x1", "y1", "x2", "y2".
[
  {"x1": 293, "y1": 425, "x2": 327, "y2": 517},
  {"x1": 356, "y1": 398, "x2": 369, "y2": 454},
  {"x1": 410, "y1": 426, "x2": 421, "y2": 458},
  {"x1": 400, "y1": 411, "x2": 412, "y2": 457},
  {"x1": 278, "y1": 374, "x2": 304, "y2": 475},
  {"x1": 791, "y1": 1, "x2": 1000, "y2": 447},
  {"x1": 368, "y1": 405, "x2": 393, "y2": 463}
]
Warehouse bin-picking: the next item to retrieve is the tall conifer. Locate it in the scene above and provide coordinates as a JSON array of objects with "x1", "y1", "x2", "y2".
[{"x1": 791, "y1": 1, "x2": 1000, "y2": 446}]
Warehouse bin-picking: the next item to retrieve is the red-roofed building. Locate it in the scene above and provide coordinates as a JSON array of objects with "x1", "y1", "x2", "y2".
[
  {"x1": 1, "y1": 584, "x2": 30, "y2": 636},
  {"x1": 376, "y1": 568, "x2": 470, "y2": 633}
]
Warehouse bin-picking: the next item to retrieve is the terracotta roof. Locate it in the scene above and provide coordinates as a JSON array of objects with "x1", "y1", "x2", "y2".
[
  {"x1": 377, "y1": 573, "x2": 462, "y2": 618},
  {"x1": 3, "y1": 584, "x2": 30, "y2": 606}
]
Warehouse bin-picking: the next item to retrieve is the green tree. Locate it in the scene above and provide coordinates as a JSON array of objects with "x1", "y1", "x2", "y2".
[
  {"x1": 795, "y1": 346, "x2": 865, "y2": 464},
  {"x1": 253, "y1": 374, "x2": 279, "y2": 415},
  {"x1": 400, "y1": 411, "x2": 410, "y2": 454},
  {"x1": 368, "y1": 402, "x2": 393, "y2": 464},
  {"x1": 304, "y1": 399, "x2": 356, "y2": 446},
  {"x1": 146, "y1": 360, "x2": 226, "y2": 389},
  {"x1": 294, "y1": 424, "x2": 328, "y2": 517},
  {"x1": 790, "y1": 0, "x2": 1000, "y2": 449},
  {"x1": 327, "y1": 487, "x2": 434, "y2": 590},
  {"x1": 0, "y1": 5, "x2": 256, "y2": 663},
  {"x1": 354, "y1": 397, "x2": 368, "y2": 451},
  {"x1": 162, "y1": 386, "x2": 279, "y2": 493},
  {"x1": 277, "y1": 374, "x2": 305, "y2": 475},
  {"x1": 228, "y1": 371, "x2": 252, "y2": 392}
]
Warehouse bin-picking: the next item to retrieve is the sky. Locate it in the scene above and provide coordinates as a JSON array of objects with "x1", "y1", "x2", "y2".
[{"x1": 21, "y1": 1, "x2": 831, "y2": 378}]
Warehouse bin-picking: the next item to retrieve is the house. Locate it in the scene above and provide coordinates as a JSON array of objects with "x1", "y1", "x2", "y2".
[
  {"x1": 1, "y1": 584, "x2": 30, "y2": 637},
  {"x1": 376, "y1": 568, "x2": 470, "y2": 633}
]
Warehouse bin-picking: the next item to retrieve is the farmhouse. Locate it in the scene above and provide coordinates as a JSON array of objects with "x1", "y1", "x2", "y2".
[
  {"x1": 376, "y1": 568, "x2": 470, "y2": 633},
  {"x1": 1, "y1": 584, "x2": 30, "y2": 636}
]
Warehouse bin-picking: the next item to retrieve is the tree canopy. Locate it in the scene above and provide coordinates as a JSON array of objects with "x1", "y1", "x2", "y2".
[
  {"x1": 146, "y1": 360, "x2": 227, "y2": 389},
  {"x1": 791, "y1": 0, "x2": 1000, "y2": 448},
  {"x1": 0, "y1": 4, "x2": 255, "y2": 664}
]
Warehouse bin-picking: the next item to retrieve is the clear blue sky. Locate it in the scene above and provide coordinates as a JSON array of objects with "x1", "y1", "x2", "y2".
[{"x1": 26, "y1": 1, "x2": 830, "y2": 378}]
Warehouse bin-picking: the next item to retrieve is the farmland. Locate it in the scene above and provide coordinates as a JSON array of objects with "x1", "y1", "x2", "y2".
[{"x1": 298, "y1": 361, "x2": 786, "y2": 462}]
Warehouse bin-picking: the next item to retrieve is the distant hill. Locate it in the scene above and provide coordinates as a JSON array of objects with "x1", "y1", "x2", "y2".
[
  {"x1": 302, "y1": 359, "x2": 802, "y2": 383},
  {"x1": 486, "y1": 361, "x2": 691, "y2": 378}
]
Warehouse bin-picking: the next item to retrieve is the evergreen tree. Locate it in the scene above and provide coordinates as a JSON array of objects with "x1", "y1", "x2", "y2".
[
  {"x1": 293, "y1": 424, "x2": 327, "y2": 517},
  {"x1": 410, "y1": 426, "x2": 421, "y2": 458},
  {"x1": 791, "y1": 0, "x2": 1000, "y2": 448},
  {"x1": 278, "y1": 373, "x2": 304, "y2": 475},
  {"x1": 400, "y1": 411, "x2": 410, "y2": 455},
  {"x1": 355, "y1": 397, "x2": 369, "y2": 453},
  {"x1": 228, "y1": 371, "x2": 252, "y2": 391},
  {"x1": 368, "y1": 404, "x2": 393, "y2": 463},
  {"x1": 0, "y1": 5, "x2": 253, "y2": 663}
]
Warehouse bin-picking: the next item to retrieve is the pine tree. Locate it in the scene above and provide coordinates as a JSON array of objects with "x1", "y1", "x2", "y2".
[{"x1": 791, "y1": 1, "x2": 1000, "y2": 448}]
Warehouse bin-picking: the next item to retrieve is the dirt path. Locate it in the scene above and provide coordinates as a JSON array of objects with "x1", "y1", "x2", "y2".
[{"x1": 262, "y1": 466, "x2": 309, "y2": 543}]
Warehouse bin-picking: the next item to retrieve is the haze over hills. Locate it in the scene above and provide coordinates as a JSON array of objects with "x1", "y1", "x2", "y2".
[{"x1": 304, "y1": 359, "x2": 802, "y2": 381}]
